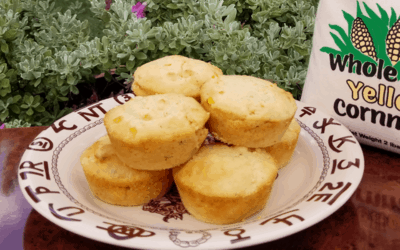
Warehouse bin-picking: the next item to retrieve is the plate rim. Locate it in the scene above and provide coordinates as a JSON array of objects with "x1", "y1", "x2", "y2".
[{"x1": 18, "y1": 96, "x2": 365, "y2": 249}]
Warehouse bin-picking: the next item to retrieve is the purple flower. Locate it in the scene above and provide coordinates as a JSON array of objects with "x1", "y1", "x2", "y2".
[
  {"x1": 132, "y1": 2, "x2": 147, "y2": 18},
  {"x1": 105, "y1": 0, "x2": 112, "y2": 11},
  {"x1": 0, "y1": 124, "x2": 5, "y2": 129}
]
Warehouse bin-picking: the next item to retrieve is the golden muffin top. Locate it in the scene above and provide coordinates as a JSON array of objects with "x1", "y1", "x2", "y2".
[
  {"x1": 173, "y1": 143, "x2": 278, "y2": 197},
  {"x1": 104, "y1": 93, "x2": 210, "y2": 143},
  {"x1": 200, "y1": 75, "x2": 297, "y2": 121},
  {"x1": 133, "y1": 55, "x2": 223, "y2": 99}
]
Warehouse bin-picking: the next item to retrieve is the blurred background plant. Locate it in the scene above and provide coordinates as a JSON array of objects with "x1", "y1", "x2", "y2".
[
  {"x1": 0, "y1": 0, "x2": 319, "y2": 128},
  {"x1": 1, "y1": 118, "x2": 31, "y2": 128}
]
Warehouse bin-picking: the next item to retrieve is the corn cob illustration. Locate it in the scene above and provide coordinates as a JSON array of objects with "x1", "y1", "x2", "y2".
[
  {"x1": 351, "y1": 17, "x2": 377, "y2": 61},
  {"x1": 386, "y1": 18, "x2": 400, "y2": 65}
]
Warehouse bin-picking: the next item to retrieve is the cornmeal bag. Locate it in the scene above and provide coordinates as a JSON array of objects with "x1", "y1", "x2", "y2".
[{"x1": 302, "y1": 0, "x2": 400, "y2": 153}]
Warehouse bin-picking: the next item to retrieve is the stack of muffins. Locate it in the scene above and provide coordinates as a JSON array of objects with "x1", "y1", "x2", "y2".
[{"x1": 80, "y1": 55, "x2": 301, "y2": 225}]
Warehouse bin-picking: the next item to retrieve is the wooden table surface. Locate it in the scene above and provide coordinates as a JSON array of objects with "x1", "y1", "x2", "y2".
[{"x1": 1, "y1": 126, "x2": 400, "y2": 250}]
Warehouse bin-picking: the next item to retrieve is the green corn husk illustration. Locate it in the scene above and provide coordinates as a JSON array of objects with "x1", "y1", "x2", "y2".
[
  {"x1": 386, "y1": 18, "x2": 400, "y2": 65},
  {"x1": 320, "y1": 1, "x2": 400, "y2": 78},
  {"x1": 351, "y1": 17, "x2": 377, "y2": 61}
]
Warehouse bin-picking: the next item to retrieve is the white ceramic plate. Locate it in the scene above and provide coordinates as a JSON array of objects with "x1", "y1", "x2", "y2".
[{"x1": 18, "y1": 94, "x2": 364, "y2": 249}]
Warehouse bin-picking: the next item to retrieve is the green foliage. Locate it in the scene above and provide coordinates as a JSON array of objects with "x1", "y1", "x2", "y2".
[
  {"x1": 0, "y1": 0, "x2": 98, "y2": 125},
  {"x1": 1, "y1": 0, "x2": 318, "y2": 126},
  {"x1": 3, "y1": 118, "x2": 31, "y2": 128},
  {"x1": 90, "y1": 0, "x2": 318, "y2": 98}
]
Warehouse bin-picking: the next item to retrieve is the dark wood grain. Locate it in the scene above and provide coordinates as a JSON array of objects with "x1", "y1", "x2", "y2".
[{"x1": 1, "y1": 127, "x2": 48, "y2": 196}]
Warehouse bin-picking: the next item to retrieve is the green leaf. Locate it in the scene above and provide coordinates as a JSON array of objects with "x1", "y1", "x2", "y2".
[
  {"x1": 1, "y1": 79, "x2": 10, "y2": 88},
  {"x1": 342, "y1": 11, "x2": 355, "y2": 40},
  {"x1": 23, "y1": 94, "x2": 30, "y2": 104},
  {"x1": 146, "y1": 27, "x2": 159, "y2": 38},
  {"x1": 26, "y1": 108, "x2": 34, "y2": 116},
  {"x1": 32, "y1": 79, "x2": 41, "y2": 87},
  {"x1": 147, "y1": 41, "x2": 156, "y2": 50},
  {"x1": 58, "y1": 96, "x2": 69, "y2": 101},
  {"x1": 166, "y1": 4, "x2": 179, "y2": 9},
  {"x1": 0, "y1": 74, "x2": 5, "y2": 80},
  {"x1": 35, "y1": 106, "x2": 45, "y2": 112},
  {"x1": 104, "y1": 61, "x2": 113, "y2": 70},
  {"x1": 5, "y1": 69, "x2": 15, "y2": 78},
  {"x1": 0, "y1": 89, "x2": 9, "y2": 97},
  {"x1": 391, "y1": 8, "x2": 398, "y2": 27},
  {"x1": 178, "y1": 40, "x2": 188, "y2": 47},
  {"x1": 67, "y1": 75, "x2": 76, "y2": 85},
  {"x1": 119, "y1": 73, "x2": 131, "y2": 79},
  {"x1": 135, "y1": 52, "x2": 147, "y2": 60},
  {"x1": 71, "y1": 85, "x2": 79, "y2": 95},
  {"x1": 117, "y1": 53, "x2": 127, "y2": 58},
  {"x1": 21, "y1": 104, "x2": 29, "y2": 109},
  {"x1": 126, "y1": 60, "x2": 135, "y2": 70},
  {"x1": 28, "y1": 96, "x2": 34, "y2": 105},
  {"x1": 356, "y1": 1, "x2": 363, "y2": 18},
  {"x1": 21, "y1": 72, "x2": 34, "y2": 80},
  {"x1": 13, "y1": 95, "x2": 21, "y2": 103},
  {"x1": 100, "y1": 57, "x2": 108, "y2": 64},
  {"x1": 104, "y1": 71, "x2": 112, "y2": 82},
  {"x1": 329, "y1": 24, "x2": 351, "y2": 47},
  {"x1": 33, "y1": 95, "x2": 40, "y2": 104},
  {"x1": 377, "y1": 4, "x2": 389, "y2": 26},
  {"x1": 56, "y1": 78, "x2": 65, "y2": 87},
  {"x1": 0, "y1": 110, "x2": 8, "y2": 121},
  {"x1": 363, "y1": 3, "x2": 381, "y2": 23},
  {"x1": 222, "y1": 4, "x2": 235, "y2": 16},
  {"x1": 208, "y1": 30, "x2": 220, "y2": 40},
  {"x1": 329, "y1": 32, "x2": 348, "y2": 52},
  {"x1": 57, "y1": 108, "x2": 72, "y2": 119},
  {"x1": 320, "y1": 46, "x2": 343, "y2": 55},
  {"x1": 44, "y1": 50, "x2": 52, "y2": 57},
  {"x1": 60, "y1": 86, "x2": 69, "y2": 93},
  {"x1": 1, "y1": 43, "x2": 9, "y2": 54},
  {"x1": 224, "y1": 8, "x2": 237, "y2": 26},
  {"x1": 102, "y1": 36, "x2": 109, "y2": 48},
  {"x1": 169, "y1": 40, "x2": 176, "y2": 49},
  {"x1": 226, "y1": 68, "x2": 235, "y2": 75},
  {"x1": 276, "y1": 63, "x2": 284, "y2": 77},
  {"x1": 3, "y1": 29, "x2": 18, "y2": 40},
  {"x1": 116, "y1": 67, "x2": 128, "y2": 75},
  {"x1": 293, "y1": 46, "x2": 308, "y2": 56},
  {"x1": 10, "y1": 105, "x2": 20, "y2": 114}
]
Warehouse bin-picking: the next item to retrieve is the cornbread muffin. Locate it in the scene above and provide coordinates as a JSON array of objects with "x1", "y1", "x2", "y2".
[
  {"x1": 264, "y1": 119, "x2": 301, "y2": 169},
  {"x1": 80, "y1": 135, "x2": 173, "y2": 206},
  {"x1": 132, "y1": 55, "x2": 223, "y2": 101},
  {"x1": 200, "y1": 75, "x2": 297, "y2": 148},
  {"x1": 104, "y1": 93, "x2": 210, "y2": 170},
  {"x1": 173, "y1": 143, "x2": 278, "y2": 225}
]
